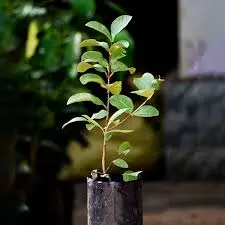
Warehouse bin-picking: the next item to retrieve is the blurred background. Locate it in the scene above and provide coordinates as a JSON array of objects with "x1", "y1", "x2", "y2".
[{"x1": 1, "y1": 0, "x2": 225, "y2": 224}]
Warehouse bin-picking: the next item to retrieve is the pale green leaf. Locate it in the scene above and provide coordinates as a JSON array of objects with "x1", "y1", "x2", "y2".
[
  {"x1": 77, "y1": 62, "x2": 93, "y2": 73},
  {"x1": 105, "y1": 133, "x2": 112, "y2": 141},
  {"x1": 110, "y1": 44, "x2": 126, "y2": 63},
  {"x1": 91, "y1": 109, "x2": 108, "y2": 120},
  {"x1": 108, "y1": 108, "x2": 128, "y2": 126},
  {"x1": 117, "y1": 40, "x2": 129, "y2": 48},
  {"x1": 80, "y1": 73, "x2": 105, "y2": 85},
  {"x1": 151, "y1": 77, "x2": 164, "y2": 90},
  {"x1": 67, "y1": 93, "x2": 106, "y2": 107},
  {"x1": 98, "y1": 59, "x2": 108, "y2": 68},
  {"x1": 133, "y1": 105, "x2": 159, "y2": 117},
  {"x1": 81, "y1": 51, "x2": 103, "y2": 63},
  {"x1": 113, "y1": 158, "x2": 128, "y2": 168},
  {"x1": 133, "y1": 72, "x2": 155, "y2": 90},
  {"x1": 86, "y1": 123, "x2": 95, "y2": 130},
  {"x1": 131, "y1": 88, "x2": 155, "y2": 98},
  {"x1": 85, "y1": 21, "x2": 112, "y2": 41},
  {"x1": 109, "y1": 95, "x2": 133, "y2": 112},
  {"x1": 107, "y1": 81, "x2": 122, "y2": 95},
  {"x1": 62, "y1": 117, "x2": 87, "y2": 129},
  {"x1": 80, "y1": 39, "x2": 109, "y2": 49},
  {"x1": 118, "y1": 141, "x2": 131, "y2": 155},
  {"x1": 111, "y1": 15, "x2": 132, "y2": 40},
  {"x1": 107, "y1": 129, "x2": 134, "y2": 134},
  {"x1": 122, "y1": 170, "x2": 142, "y2": 182},
  {"x1": 82, "y1": 115, "x2": 103, "y2": 130},
  {"x1": 93, "y1": 64, "x2": 107, "y2": 73}
]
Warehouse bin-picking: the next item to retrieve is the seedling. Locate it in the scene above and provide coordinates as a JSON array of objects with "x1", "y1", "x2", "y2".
[{"x1": 63, "y1": 15, "x2": 163, "y2": 182}]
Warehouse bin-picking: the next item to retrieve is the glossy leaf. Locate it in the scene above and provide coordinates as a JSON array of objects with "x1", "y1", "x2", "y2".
[
  {"x1": 62, "y1": 117, "x2": 87, "y2": 129},
  {"x1": 67, "y1": 93, "x2": 106, "y2": 107},
  {"x1": 133, "y1": 105, "x2": 159, "y2": 117},
  {"x1": 113, "y1": 158, "x2": 128, "y2": 168},
  {"x1": 107, "y1": 81, "x2": 122, "y2": 95},
  {"x1": 122, "y1": 171, "x2": 142, "y2": 182},
  {"x1": 133, "y1": 72, "x2": 155, "y2": 90},
  {"x1": 81, "y1": 51, "x2": 103, "y2": 63},
  {"x1": 70, "y1": 0, "x2": 95, "y2": 18},
  {"x1": 77, "y1": 62, "x2": 93, "y2": 73},
  {"x1": 108, "y1": 108, "x2": 128, "y2": 125},
  {"x1": 109, "y1": 95, "x2": 133, "y2": 112},
  {"x1": 80, "y1": 73, "x2": 105, "y2": 85},
  {"x1": 80, "y1": 39, "x2": 109, "y2": 49},
  {"x1": 111, "y1": 61, "x2": 135, "y2": 74},
  {"x1": 118, "y1": 141, "x2": 131, "y2": 155},
  {"x1": 85, "y1": 21, "x2": 111, "y2": 41},
  {"x1": 91, "y1": 109, "x2": 108, "y2": 119},
  {"x1": 111, "y1": 15, "x2": 132, "y2": 40}
]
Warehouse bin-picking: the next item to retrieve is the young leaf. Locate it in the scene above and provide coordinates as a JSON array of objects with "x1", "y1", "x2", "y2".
[
  {"x1": 62, "y1": 117, "x2": 87, "y2": 129},
  {"x1": 122, "y1": 171, "x2": 142, "y2": 182},
  {"x1": 80, "y1": 39, "x2": 109, "y2": 50},
  {"x1": 108, "y1": 108, "x2": 128, "y2": 125},
  {"x1": 107, "y1": 81, "x2": 122, "y2": 95},
  {"x1": 118, "y1": 141, "x2": 131, "y2": 155},
  {"x1": 80, "y1": 73, "x2": 105, "y2": 85},
  {"x1": 109, "y1": 95, "x2": 134, "y2": 112},
  {"x1": 133, "y1": 72, "x2": 155, "y2": 90},
  {"x1": 113, "y1": 158, "x2": 128, "y2": 168},
  {"x1": 93, "y1": 64, "x2": 107, "y2": 73},
  {"x1": 77, "y1": 62, "x2": 93, "y2": 73},
  {"x1": 133, "y1": 105, "x2": 159, "y2": 117},
  {"x1": 104, "y1": 133, "x2": 112, "y2": 141},
  {"x1": 117, "y1": 40, "x2": 129, "y2": 48},
  {"x1": 110, "y1": 44, "x2": 126, "y2": 63},
  {"x1": 111, "y1": 15, "x2": 132, "y2": 40},
  {"x1": 107, "y1": 129, "x2": 134, "y2": 134},
  {"x1": 86, "y1": 123, "x2": 95, "y2": 130},
  {"x1": 81, "y1": 51, "x2": 103, "y2": 63},
  {"x1": 91, "y1": 109, "x2": 108, "y2": 120},
  {"x1": 82, "y1": 115, "x2": 103, "y2": 130},
  {"x1": 131, "y1": 88, "x2": 155, "y2": 98},
  {"x1": 151, "y1": 77, "x2": 164, "y2": 90},
  {"x1": 85, "y1": 21, "x2": 112, "y2": 41},
  {"x1": 67, "y1": 93, "x2": 106, "y2": 107},
  {"x1": 111, "y1": 61, "x2": 135, "y2": 74}
]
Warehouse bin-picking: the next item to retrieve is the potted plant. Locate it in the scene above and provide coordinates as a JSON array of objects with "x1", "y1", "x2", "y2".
[{"x1": 63, "y1": 15, "x2": 163, "y2": 225}]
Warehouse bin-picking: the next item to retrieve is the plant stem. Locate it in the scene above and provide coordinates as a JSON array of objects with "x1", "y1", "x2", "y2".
[{"x1": 102, "y1": 138, "x2": 106, "y2": 174}]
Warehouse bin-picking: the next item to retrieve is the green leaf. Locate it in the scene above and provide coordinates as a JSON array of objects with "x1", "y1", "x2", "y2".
[
  {"x1": 62, "y1": 117, "x2": 87, "y2": 129},
  {"x1": 86, "y1": 123, "x2": 95, "y2": 130},
  {"x1": 92, "y1": 109, "x2": 108, "y2": 119},
  {"x1": 70, "y1": 0, "x2": 95, "y2": 18},
  {"x1": 93, "y1": 64, "x2": 107, "y2": 73},
  {"x1": 110, "y1": 44, "x2": 126, "y2": 63},
  {"x1": 107, "y1": 81, "x2": 122, "y2": 95},
  {"x1": 80, "y1": 39, "x2": 109, "y2": 50},
  {"x1": 105, "y1": 133, "x2": 112, "y2": 141},
  {"x1": 133, "y1": 105, "x2": 159, "y2": 117},
  {"x1": 151, "y1": 77, "x2": 164, "y2": 90},
  {"x1": 109, "y1": 95, "x2": 134, "y2": 113},
  {"x1": 80, "y1": 73, "x2": 105, "y2": 85},
  {"x1": 117, "y1": 40, "x2": 129, "y2": 48},
  {"x1": 133, "y1": 73, "x2": 155, "y2": 90},
  {"x1": 107, "y1": 129, "x2": 134, "y2": 134},
  {"x1": 77, "y1": 62, "x2": 93, "y2": 73},
  {"x1": 131, "y1": 88, "x2": 155, "y2": 98},
  {"x1": 111, "y1": 15, "x2": 132, "y2": 40},
  {"x1": 113, "y1": 158, "x2": 128, "y2": 168},
  {"x1": 108, "y1": 108, "x2": 128, "y2": 125},
  {"x1": 81, "y1": 51, "x2": 103, "y2": 63},
  {"x1": 111, "y1": 61, "x2": 135, "y2": 74},
  {"x1": 82, "y1": 115, "x2": 103, "y2": 130},
  {"x1": 67, "y1": 93, "x2": 106, "y2": 107},
  {"x1": 85, "y1": 21, "x2": 112, "y2": 41},
  {"x1": 122, "y1": 171, "x2": 142, "y2": 182},
  {"x1": 118, "y1": 141, "x2": 131, "y2": 155}
]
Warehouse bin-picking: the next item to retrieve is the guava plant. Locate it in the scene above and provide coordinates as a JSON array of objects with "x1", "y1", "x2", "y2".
[{"x1": 63, "y1": 15, "x2": 163, "y2": 182}]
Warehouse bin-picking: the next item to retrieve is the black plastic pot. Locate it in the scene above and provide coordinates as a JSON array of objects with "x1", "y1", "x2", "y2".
[{"x1": 87, "y1": 177, "x2": 143, "y2": 225}]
